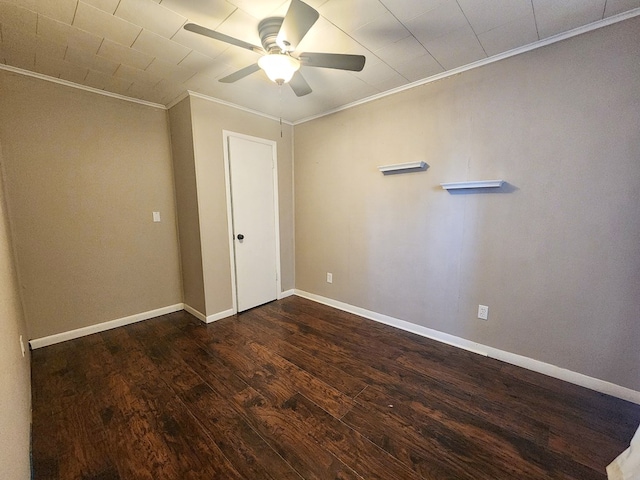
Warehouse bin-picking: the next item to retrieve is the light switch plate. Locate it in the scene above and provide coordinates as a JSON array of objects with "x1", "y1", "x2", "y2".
[{"x1": 153, "y1": 211, "x2": 161, "y2": 222}]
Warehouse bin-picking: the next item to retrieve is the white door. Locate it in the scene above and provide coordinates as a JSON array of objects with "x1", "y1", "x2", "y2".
[{"x1": 227, "y1": 134, "x2": 279, "y2": 312}]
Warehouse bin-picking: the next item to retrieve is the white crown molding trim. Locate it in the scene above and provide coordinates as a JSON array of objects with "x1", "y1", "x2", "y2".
[
  {"x1": 183, "y1": 303, "x2": 206, "y2": 322},
  {"x1": 166, "y1": 90, "x2": 190, "y2": 110},
  {"x1": 293, "y1": 7, "x2": 640, "y2": 125},
  {"x1": 3, "y1": 7, "x2": 637, "y2": 123},
  {"x1": 205, "y1": 308, "x2": 235, "y2": 324},
  {"x1": 0, "y1": 64, "x2": 166, "y2": 110},
  {"x1": 279, "y1": 289, "x2": 295, "y2": 299},
  {"x1": 293, "y1": 290, "x2": 640, "y2": 405},
  {"x1": 187, "y1": 91, "x2": 294, "y2": 125},
  {"x1": 29, "y1": 303, "x2": 184, "y2": 349}
]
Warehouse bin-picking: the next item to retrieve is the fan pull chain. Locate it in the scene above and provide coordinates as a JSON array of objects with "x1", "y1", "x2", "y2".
[{"x1": 279, "y1": 83, "x2": 283, "y2": 138}]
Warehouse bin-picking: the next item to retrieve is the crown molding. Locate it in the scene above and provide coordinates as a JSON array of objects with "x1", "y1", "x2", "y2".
[
  {"x1": 2, "y1": 7, "x2": 638, "y2": 123},
  {"x1": 186, "y1": 90, "x2": 294, "y2": 126},
  {"x1": 0, "y1": 64, "x2": 167, "y2": 110},
  {"x1": 165, "y1": 91, "x2": 190, "y2": 110},
  {"x1": 293, "y1": 7, "x2": 640, "y2": 125},
  {"x1": 0, "y1": 62, "x2": 295, "y2": 125}
]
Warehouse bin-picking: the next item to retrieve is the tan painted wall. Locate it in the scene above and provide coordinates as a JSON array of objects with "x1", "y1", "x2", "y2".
[
  {"x1": 294, "y1": 18, "x2": 640, "y2": 391},
  {"x1": 188, "y1": 95, "x2": 294, "y2": 316},
  {"x1": 0, "y1": 141, "x2": 31, "y2": 480},
  {"x1": 0, "y1": 71, "x2": 182, "y2": 339},
  {"x1": 168, "y1": 97, "x2": 205, "y2": 314}
]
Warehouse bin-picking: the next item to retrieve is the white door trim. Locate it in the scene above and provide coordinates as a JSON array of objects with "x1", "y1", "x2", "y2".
[{"x1": 222, "y1": 130, "x2": 282, "y2": 314}]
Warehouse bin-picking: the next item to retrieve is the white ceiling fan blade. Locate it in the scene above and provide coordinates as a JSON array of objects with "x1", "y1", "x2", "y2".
[
  {"x1": 184, "y1": 23, "x2": 264, "y2": 54},
  {"x1": 276, "y1": 0, "x2": 319, "y2": 52},
  {"x1": 289, "y1": 71, "x2": 312, "y2": 97},
  {"x1": 299, "y1": 52, "x2": 366, "y2": 71},
  {"x1": 219, "y1": 64, "x2": 261, "y2": 83}
]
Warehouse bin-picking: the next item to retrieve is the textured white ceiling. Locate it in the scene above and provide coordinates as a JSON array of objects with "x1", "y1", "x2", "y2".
[{"x1": 1, "y1": 0, "x2": 639, "y2": 122}]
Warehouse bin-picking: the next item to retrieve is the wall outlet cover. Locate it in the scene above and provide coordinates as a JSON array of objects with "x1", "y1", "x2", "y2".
[{"x1": 478, "y1": 305, "x2": 489, "y2": 320}]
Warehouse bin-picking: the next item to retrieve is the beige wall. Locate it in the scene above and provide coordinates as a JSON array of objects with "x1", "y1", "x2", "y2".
[
  {"x1": 168, "y1": 97, "x2": 205, "y2": 314},
  {"x1": 294, "y1": 18, "x2": 640, "y2": 391},
  {"x1": 187, "y1": 95, "x2": 294, "y2": 316},
  {"x1": 0, "y1": 141, "x2": 31, "y2": 479},
  {"x1": 0, "y1": 71, "x2": 182, "y2": 339}
]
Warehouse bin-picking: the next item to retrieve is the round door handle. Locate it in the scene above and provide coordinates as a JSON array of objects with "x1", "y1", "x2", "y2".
[{"x1": 237, "y1": 234, "x2": 244, "y2": 240}]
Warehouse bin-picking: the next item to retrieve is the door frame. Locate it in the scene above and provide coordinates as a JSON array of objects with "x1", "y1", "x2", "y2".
[{"x1": 222, "y1": 130, "x2": 282, "y2": 314}]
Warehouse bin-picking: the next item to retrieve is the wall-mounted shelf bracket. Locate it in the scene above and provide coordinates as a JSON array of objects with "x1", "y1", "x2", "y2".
[
  {"x1": 378, "y1": 161, "x2": 427, "y2": 174},
  {"x1": 440, "y1": 180, "x2": 505, "y2": 190}
]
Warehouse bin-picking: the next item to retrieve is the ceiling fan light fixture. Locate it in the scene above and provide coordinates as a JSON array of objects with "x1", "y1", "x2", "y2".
[{"x1": 258, "y1": 54, "x2": 300, "y2": 84}]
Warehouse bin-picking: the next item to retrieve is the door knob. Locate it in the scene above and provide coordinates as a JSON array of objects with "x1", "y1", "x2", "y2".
[{"x1": 237, "y1": 234, "x2": 244, "y2": 240}]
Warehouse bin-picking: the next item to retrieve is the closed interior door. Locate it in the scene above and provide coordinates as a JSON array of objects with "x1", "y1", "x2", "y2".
[{"x1": 228, "y1": 135, "x2": 278, "y2": 312}]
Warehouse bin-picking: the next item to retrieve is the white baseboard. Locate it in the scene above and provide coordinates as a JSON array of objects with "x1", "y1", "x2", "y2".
[
  {"x1": 293, "y1": 290, "x2": 640, "y2": 405},
  {"x1": 184, "y1": 304, "x2": 235, "y2": 324},
  {"x1": 188, "y1": 292, "x2": 294, "y2": 323},
  {"x1": 183, "y1": 303, "x2": 206, "y2": 322},
  {"x1": 29, "y1": 303, "x2": 184, "y2": 349},
  {"x1": 206, "y1": 308, "x2": 235, "y2": 323}
]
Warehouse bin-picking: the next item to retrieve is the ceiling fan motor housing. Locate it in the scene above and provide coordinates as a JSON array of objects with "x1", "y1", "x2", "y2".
[
  {"x1": 184, "y1": 0, "x2": 365, "y2": 97},
  {"x1": 259, "y1": 17, "x2": 286, "y2": 52}
]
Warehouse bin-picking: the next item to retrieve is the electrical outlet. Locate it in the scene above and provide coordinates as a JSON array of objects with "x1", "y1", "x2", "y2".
[
  {"x1": 19, "y1": 335, "x2": 25, "y2": 357},
  {"x1": 478, "y1": 305, "x2": 489, "y2": 320},
  {"x1": 326, "y1": 272, "x2": 333, "y2": 284}
]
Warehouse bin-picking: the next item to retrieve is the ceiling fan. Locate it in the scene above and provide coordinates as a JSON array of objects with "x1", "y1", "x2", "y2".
[{"x1": 183, "y1": 0, "x2": 366, "y2": 97}]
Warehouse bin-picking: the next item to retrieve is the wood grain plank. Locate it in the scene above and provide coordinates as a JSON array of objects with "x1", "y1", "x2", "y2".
[
  {"x1": 130, "y1": 318, "x2": 305, "y2": 480},
  {"x1": 279, "y1": 392, "x2": 425, "y2": 480},
  {"x1": 232, "y1": 387, "x2": 364, "y2": 480},
  {"x1": 99, "y1": 327, "x2": 245, "y2": 480},
  {"x1": 31, "y1": 297, "x2": 640, "y2": 480},
  {"x1": 215, "y1": 310, "x2": 368, "y2": 398}
]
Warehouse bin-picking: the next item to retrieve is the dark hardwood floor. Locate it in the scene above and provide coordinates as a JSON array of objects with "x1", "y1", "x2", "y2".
[{"x1": 31, "y1": 296, "x2": 640, "y2": 479}]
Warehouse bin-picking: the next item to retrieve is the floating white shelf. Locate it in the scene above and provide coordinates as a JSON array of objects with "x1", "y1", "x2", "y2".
[
  {"x1": 440, "y1": 180, "x2": 505, "y2": 190},
  {"x1": 378, "y1": 161, "x2": 427, "y2": 173}
]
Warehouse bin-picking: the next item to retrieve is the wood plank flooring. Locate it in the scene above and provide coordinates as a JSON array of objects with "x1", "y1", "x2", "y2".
[{"x1": 31, "y1": 296, "x2": 640, "y2": 479}]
